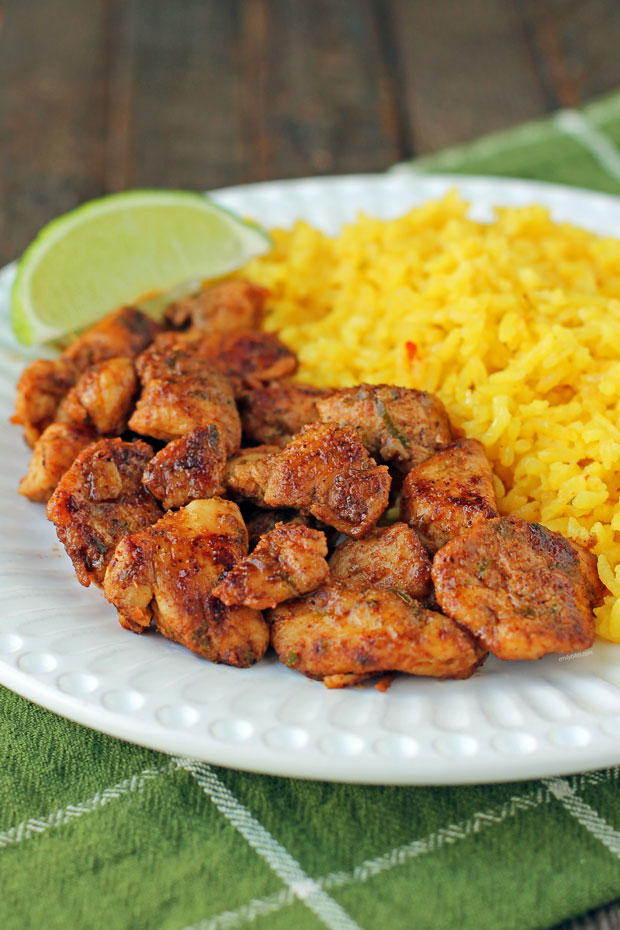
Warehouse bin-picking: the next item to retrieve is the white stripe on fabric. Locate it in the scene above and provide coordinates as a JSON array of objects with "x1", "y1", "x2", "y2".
[
  {"x1": 176, "y1": 758, "x2": 364, "y2": 930},
  {"x1": 0, "y1": 760, "x2": 176, "y2": 848},
  {"x1": 555, "y1": 109, "x2": 620, "y2": 183},
  {"x1": 545, "y1": 776, "x2": 620, "y2": 859},
  {"x1": 184, "y1": 767, "x2": 620, "y2": 930},
  {"x1": 182, "y1": 785, "x2": 551, "y2": 930}
]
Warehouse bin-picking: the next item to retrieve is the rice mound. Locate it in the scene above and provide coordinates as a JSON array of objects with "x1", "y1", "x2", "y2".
[{"x1": 242, "y1": 191, "x2": 620, "y2": 642}]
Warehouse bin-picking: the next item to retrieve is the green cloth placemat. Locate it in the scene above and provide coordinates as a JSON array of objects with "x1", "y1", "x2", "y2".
[
  {"x1": 5, "y1": 92, "x2": 620, "y2": 930},
  {"x1": 392, "y1": 89, "x2": 620, "y2": 196}
]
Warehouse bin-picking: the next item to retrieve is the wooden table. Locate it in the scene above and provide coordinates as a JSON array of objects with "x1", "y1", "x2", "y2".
[{"x1": 1, "y1": 1, "x2": 620, "y2": 926}]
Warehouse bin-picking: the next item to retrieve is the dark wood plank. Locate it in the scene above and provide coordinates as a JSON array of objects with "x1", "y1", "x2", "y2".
[
  {"x1": 235, "y1": 0, "x2": 403, "y2": 179},
  {"x1": 106, "y1": 0, "x2": 402, "y2": 192},
  {"x1": 0, "y1": 0, "x2": 108, "y2": 264},
  {"x1": 386, "y1": 0, "x2": 548, "y2": 154},
  {"x1": 520, "y1": 0, "x2": 620, "y2": 108},
  {"x1": 104, "y1": 0, "x2": 243, "y2": 191}
]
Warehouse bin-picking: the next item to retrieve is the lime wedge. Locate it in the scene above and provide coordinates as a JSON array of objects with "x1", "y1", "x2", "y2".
[{"x1": 11, "y1": 189, "x2": 271, "y2": 345}]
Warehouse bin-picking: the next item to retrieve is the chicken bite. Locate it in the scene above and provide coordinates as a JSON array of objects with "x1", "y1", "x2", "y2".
[
  {"x1": 12, "y1": 308, "x2": 161, "y2": 447},
  {"x1": 244, "y1": 508, "x2": 308, "y2": 550},
  {"x1": 197, "y1": 329, "x2": 298, "y2": 395},
  {"x1": 224, "y1": 445, "x2": 281, "y2": 507},
  {"x1": 103, "y1": 498, "x2": 269, "y2": 667},
  {"x1": 46, "y1": 438, "x2": 163, "y2": 587},
  {"x1": 261, "y1": 424, "x2": 391, "y2": 538},
  {"x1": 18, "y1": 422, "x2": 98, "y2": 503},
  {"x1": 12, "y1": 358, "x2": 77, "y2": 447},
  {"x1": 142, "y1": 425, "x2": 227, "y2": 509},
  {"x1": 270, "y1": 581, "x2": 486, "y2": 687},
  {"x1": 400, "y1": 438, "x2": 498, "y2": 553},
  {"x1": 129, "y1": 370, "x2": 241, "y2": 451},
  {"x1": 329, "y1": 522, "x2": 432, "y2": 600},
  {"x1": 57, "y1": 357, "x2": 137, "y2": 435},
  {"x1": 213, "y1": 523, "x2": 329, "y2": 610},
  {"x1": 316, "y1": 383, "x2": 453, "y2": 472},
  {"x1": 238, "y1": 380, "x2": 329, "y2": 447},
  {"x1": 432, "y1": 516, "x2": 606, "y2": 660},
  {"x1": 134, "y1": 331, "x2": 211, "y2": 384},
  {"x1": 62, "y1": 306, "x2": 162, "y2": 372},
  {"x1": 165, "y1": 278, "x2": 268, "y2": 331}
]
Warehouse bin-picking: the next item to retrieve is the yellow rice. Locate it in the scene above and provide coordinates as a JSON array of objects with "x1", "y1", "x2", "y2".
[{"x1": 241, "y1": 191, "x2": 620, "y2": 643}]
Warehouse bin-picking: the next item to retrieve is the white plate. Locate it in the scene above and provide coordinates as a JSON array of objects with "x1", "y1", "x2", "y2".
[{"x1": 3, "y1": 173, "x2": 620, "y2": 786}]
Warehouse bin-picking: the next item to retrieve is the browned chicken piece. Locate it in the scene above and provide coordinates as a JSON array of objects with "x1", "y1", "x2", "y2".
[
  {"x1": 432, "y1": 516, "x2": 606, "y2": 660},
  {"x1": 329, "y1": 522, "x2": 432, "y2": 600},
  {"x1": 244, "y1": 508, "x2": 309, "y2": 550},
  {"x1": 269, "y1": 581, "x2": 486, "y2": 687},
  {"x1": 261, "y1": 424, "x2": 391, "y2": 538},
  {"x1": 238, "y1": 380, "x2": 330, "y2": 447},
  {"x1": 62, "y1": 307, "x2": 163, "y2": 372},
  {"x1": 142, "y1": 425, "x2": 227, "y2": 509},
  {"x1": 12, "y1": 358, "x2": 77, "y2": 447},
  {"x1": 135, "y1": 327, "x2": 296, "y2": 398},
  {"x1": 316, "y1": 383, "x2": 453, "y2": 472},
  {"x1": 134, "y1": 331, "x2": 210, "y2": 384},
  {"x1": 103, "y1": 498, "x2": 269, "y2": 667},
  {"x1": 198, "y1": 329, "x2": 298, "y2": 395},
  {"x1": 129, "y1": 370, "x2": 241, "y2": 452},
  {"x1": 57, "y1": 357, "x2": 138, "y2": 435},
  {"x1": 400, "y1": 439, "x2": 498, "y2": 553},
  {"x1": 213, "y1": 523, "x2": 329, "y2": 610},
  {"x1": 18, "y1": 422, "x2": 98, "y2": 503},
  {"x1": 164, "y1": 279, "x2": 269, "y2": 331},
  {"x1": 224, "y1": 445, "x2": 281, "y2": 506},
  {"x1": 46, "y1": 438, "x2": 163, "y2": 587},
  {"x1": 12, "y1": 308, "x2": 161, "y2": 447}
]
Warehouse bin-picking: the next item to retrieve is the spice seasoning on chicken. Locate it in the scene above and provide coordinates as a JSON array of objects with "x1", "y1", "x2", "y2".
[{"x1": 13, "y1": 278, "x2": 607, "y2": 688}]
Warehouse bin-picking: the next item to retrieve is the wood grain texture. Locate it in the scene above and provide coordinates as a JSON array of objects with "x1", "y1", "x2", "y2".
[
  {"x1": 521, "y1": 0, "x2": 620, "y2": 108},
  {"x1": 386, "y1": 0, "x2": 547, "y2": 154},
  {"x1": 0, "y1": 0, "x2": 108, "y2": 261},
  {"x1": 234, "y1": 0, "x2": 402, "y2": 179},
  {"x1": 104, "y1": 0, "x2": 242, "y2": 191}
]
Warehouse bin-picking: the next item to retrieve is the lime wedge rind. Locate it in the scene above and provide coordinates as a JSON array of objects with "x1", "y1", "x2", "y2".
[{"x1": 11, "y1": 190, "x2": 271, "y2": 346}]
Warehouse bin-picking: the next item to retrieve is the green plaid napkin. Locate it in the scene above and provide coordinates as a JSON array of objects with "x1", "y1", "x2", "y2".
[
  {"x1": 391, "y1": 89, "x2": 620, "y2": 196},
  {"x1": 5, "y1": 92, "x2": 620, "y2": 930}
]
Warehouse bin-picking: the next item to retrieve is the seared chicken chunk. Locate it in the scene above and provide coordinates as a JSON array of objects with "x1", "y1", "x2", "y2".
[
  {"x1": 62, "y1": 307, "x2": 162, "y2": 372},
  {"x1": 238, "y1": 381, "x2": 329, "y2": 447},
  {"x1": 103, "y1": 498, "x2": 269, "y2": 666},
  {"x1": 136, "y1": 327, "x2": 296, "y2": 397},
  {"x1": 129, "y1": 370, "x2": 241, "y2": 451},
  {"x1": 197, "y1": 329, "x2": 298, "y2": 395},
  {"x1": 270, "y1": 581, "x2": 486, "y2": 687},
  {"x1": 261, "y1": 424, "x2": 391, "y2": 538},
  {"x1": 329, "y1": 522, "x2": 432, "y2": 600},
  {"x1": 244, "y1": 508, "x2": 309, "y2": 550},
  {"x1": 134, "y1": 330, "x2": 210, "y2": 384},
  {"x1": 142, "y1": 425, "x2": 227, "y2": 509},
  {"x1": 317, "y1": 383, "x2": 453, "y2": 472},
  {"x1": 47, "y1": 438, "x2": 162, "y2": 587},
  {"x1": 165, "y1": 279, "x2": 268, "y2": 331},
  {"x1": 225, "y1": 445, "x2": 281, "y2": 506},
  {"x1": 401, "y1": 439, "x2": 498, "y2": 553},
  {"x1": 12, "y1": 358, "x2": 77, "y2": 446},
  {"x1": 432, "y1": 516, "x2": 606, "y2": 660},
  {"x1": 213, "y1": 523, "x2": 329, "y2": 610},
  {"x1": 57, "y1": 357, "x2": 137, "y2": 435},
  {"x1": 12, "y1": 308, "x2": 161, "y2": 447},
  {"x1": 18, "y1": 422, "x2": 97, "y2": 503},
  {"x1": 130, "y1": 331, "x2": 241, "y2": 450}
]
